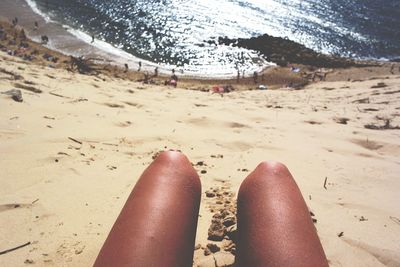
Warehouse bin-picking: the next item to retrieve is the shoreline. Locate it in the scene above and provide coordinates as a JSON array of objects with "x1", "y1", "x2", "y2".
[
  {"x1": 1, "y1": 16, "x2": 399, "y2": 93},
  {"x1": 0, "y1": 0, "x2": 159, "y2": 75},
  {"x1": 0, "y1": 0, "x2": 272, "y2": 79},
  {"x1": 4, "y1": 0, "x2": 397, "y2": 83}
]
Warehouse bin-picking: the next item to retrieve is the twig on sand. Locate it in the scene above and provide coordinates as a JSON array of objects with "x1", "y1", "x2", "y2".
[
  {"x1": 68, "y1": 137, "x2": 82, "y2": 145},
  {"x1": 323, "y1": 177, "x2": 328, "y2": 190},
  {"x1": 31, "y1": 199, "x2": 39, "y2": 204},
  {"x1": 102, "y1": 142, "x2": 118, "y2": 147},
  {"x1": 365, "y1": 119, "x2": 400, "y2": 130},
  {"x1": 0, "y1": 242, "x2": 31, "y2": 255},
  {"x1": 49, "y1": 91, "x2": 70, "y2": 99},
  {"x1": 390, "y1": 216, "x2": 400, "y2": 225}
]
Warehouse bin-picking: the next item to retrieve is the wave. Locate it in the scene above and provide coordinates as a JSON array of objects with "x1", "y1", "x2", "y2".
[{"x1": 25, "y1": 0, "x2": 52, "y2": 22}]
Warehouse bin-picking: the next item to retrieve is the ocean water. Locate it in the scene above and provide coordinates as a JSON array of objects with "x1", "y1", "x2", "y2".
[{"x1": 27, "y1": 0, "x2": 400, "y2": 74}]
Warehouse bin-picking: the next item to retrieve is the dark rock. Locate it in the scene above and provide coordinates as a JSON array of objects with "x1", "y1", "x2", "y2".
[
  {"x1": 206, "y1": 243, "x2": 221, "y2": 253},
  {"x1": 203, "y1": 247, "x2": 212, "y2": 256},
  {"x1": 222, "y1": 215, "x2": 236, "y2": 227},
  {"x1": 371, "y1": 82, "x2": 387, "y2": 89},
  {"x1": 220, "y1": 210, "x2": 231, "y2": 218},
  {"x1": 208, "y1": 219, "x2": 225, "y2": 241},
  {"x1": 205, "y1": 190, "x2": 216, "y2": 198},
  {"x1": 213, "y1": 213, "x2": 223, "y2": 220},
  {"x1": 216, "y1": 34, "x2": 370, "y2": 68},
  {"x1": 2, "y1": 89, "x2": 23, "y2": 102},
  {"x1": 225, "y1": 225, "x2": 237, "y2": 242}
]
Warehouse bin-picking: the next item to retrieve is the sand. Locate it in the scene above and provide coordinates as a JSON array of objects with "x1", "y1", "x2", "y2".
[{"x1": 1, "y1": 16, "x2": 400, "y2": 267}]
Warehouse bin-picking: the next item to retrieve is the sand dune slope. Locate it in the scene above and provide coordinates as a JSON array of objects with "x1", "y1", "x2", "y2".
[{"x1": 1, "y1": 53, "x2": 400, "y2": 266}]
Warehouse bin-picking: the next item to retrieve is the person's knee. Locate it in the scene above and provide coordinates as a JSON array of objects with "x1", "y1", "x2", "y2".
[
  {"x1": 239, "y1": 160, "x2": 290, "y2": 196},
  {"x1": 156, "y1": 150, "x2": 189, "y2": 164},
  {"x1": 256, "y1": 160, "x2": 289, "y2": 175},
  {"x1": 154, "y1": 150, "x2": 201, "y2": 190}
]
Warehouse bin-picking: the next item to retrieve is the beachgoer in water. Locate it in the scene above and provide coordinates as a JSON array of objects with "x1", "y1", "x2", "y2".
[
  {"x1": 93, "y1": 151, "x2": 329, "y2": 267},
  {"x1": 154, "y1": 67, "x2": 158, "y2": 77},
  {"x1": 138, "y1": 61, "x2": 142, "y2": 72},
  {"x1": 237, "y1": 69, "x2": 240, "y2": 83}
]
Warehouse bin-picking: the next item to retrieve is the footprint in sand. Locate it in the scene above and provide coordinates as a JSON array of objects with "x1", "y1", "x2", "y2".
[
  {"x1": 187, "y1": 117, "x2": 212, "y2": 127},
  {"x1": 0, "y1": 203, "x2": 32, "y2": 213},
  {"x1": 227, "y1": 122, "x2": 249, "y2": 128},
  {"x1": 342, "y1": 238, "x2": 400, "y2": 267},
  {"x1": 0, "y1": 129, "x2": 25, "y2": 140},
  {"x1": 351, "y1": 139, "x2": 383, "y2": 151},
  {"x1": 123, "y1": 102, "x2": 143, "y2": 108},
  {"x1": 115, "y1": 121, "x2": 132, "y2": 127},
  {"x1": 305, "y1": 120, "x2": 323, "y2": 125},
  {"x1": 102, "y1": 103, "x2": 124, "y2": 108}
]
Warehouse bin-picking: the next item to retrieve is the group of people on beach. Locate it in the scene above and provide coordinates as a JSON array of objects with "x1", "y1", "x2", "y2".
[{"x1": 0, "y1": 19, "x2": 57, "y2": 65}]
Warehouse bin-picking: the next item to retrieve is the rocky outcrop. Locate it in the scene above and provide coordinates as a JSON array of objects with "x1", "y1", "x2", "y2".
[{"x1": 217, "y1": 34, "x2": 365, "y2": 68}]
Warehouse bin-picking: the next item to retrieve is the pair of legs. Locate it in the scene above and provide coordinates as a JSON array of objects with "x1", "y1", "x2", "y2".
[{"x1": 93, "y1": 151, "x2": 328, "y2": 267}]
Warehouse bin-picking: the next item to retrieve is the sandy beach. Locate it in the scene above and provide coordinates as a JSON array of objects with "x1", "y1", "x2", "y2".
[{"x1": 1, "y1": 10, "x2": 400, "y2": 267}]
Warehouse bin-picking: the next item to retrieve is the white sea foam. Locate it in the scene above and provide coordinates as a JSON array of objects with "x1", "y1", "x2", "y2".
[
  {"x1": 65, "y1": 26, "x2": 157, "y2": 66},
  {"x1": 25, "y1": 0, "x2": 52, "y2": 22}
]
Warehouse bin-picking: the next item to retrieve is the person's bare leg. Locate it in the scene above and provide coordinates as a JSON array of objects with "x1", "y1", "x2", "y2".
[
  {"x1": 93, "y1": 151, "x2": 201, "y2": 267},
  {"x1": 236, "y1": 161, "x2": 329, "y2": 267}
]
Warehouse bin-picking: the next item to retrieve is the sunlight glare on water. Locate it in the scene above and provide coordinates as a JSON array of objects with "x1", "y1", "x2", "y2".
[{"x1": 28, "y1": 0, "x2": 400, "y2": 75}]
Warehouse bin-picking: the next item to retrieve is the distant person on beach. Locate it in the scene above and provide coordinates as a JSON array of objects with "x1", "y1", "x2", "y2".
[
  {"x1": 12, "y1": 18, "x2": 18, "y2": 27},
  {"x1": 154, "y1": 67, "x2": 158, "y2": 77},
  {"x1": 237, "y1": 69, "x2": 240, "y2": 83},
  {"x1": 91, "y1": 34, "x2": 95, "y2": 43},
  {"x1": 171, "y1": 72, "x2": 178, "y2": 82},
  {"x1": 124, "y1": 63, "x2": 129, "y2": 73},
  {"x1": 34, "y1": 21, "x2": 39, "y2": 31},
  {"x1": 253, "y1": 71, "x2": 258, "y2": 84},
  {"x1": 41, "y1": 35, "x2": 49, "y2": 45},
  {"x1": 164, "y1": 69, "x2": 178, "y2": 87},
  {"x1": 138, "y1": 61, "x2": 142, "y2": 71},
  {"x1": 143, "y1": 72, "x2": 150, "y2": 84},
  {"x1": 93, "y1": 151, "x2": 329, "y2": 267},
  {"x1": 0, "y1": 26, "x2": 4, "y2": 40},
  {"x1": 19, "y1": 29, "x2": 27, "y2": 40}
]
